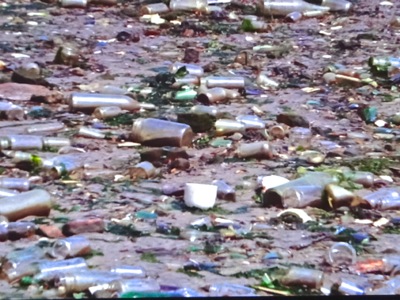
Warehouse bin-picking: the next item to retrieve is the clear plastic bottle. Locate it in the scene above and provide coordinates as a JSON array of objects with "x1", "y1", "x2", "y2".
[
  {"x1": 361, "y1": 187, "x2": 400, "y2": 210},
  {"x1": 208, "y1": 283, "x2": 256, "y2": 296},
  {"x1": 263, "y1": 172, "x2": 337, "y2": 207},
  {"x1": 202, "y1": 76, "x2": 245, "y2": 89},
  {"x1": 0, "y1": 189, "x2": 52, "y2": 221},
  {"x1": 35, "y1": 257, "x2": 89, "y2": 281},
  {"x1": 169, "y1": 62, "x2": 204, "y2": 76},
  {"x1": 7, "y1": 221, "x2": 36, "y2": 240},
  {"x1": 55, "y1": 270, "x2": 124, "y2": 293},
  {"x1": 48, "y1": 235, "x2": 92, "y2": 259},
  {"x1": 68, "y1": 92, "x2": 141, "y2": 113},
  {"x1": 110, "y1": 266, "x2": 146, "y2": 278},
  {"x1": 212, "y1": 179, "x2": 236, "y2": 201},
  {"x1": 258, "y1": 0, "x2": 330, "y2": 16},
  {"x1": 272, "y1": 266, "x2": 325, "y2": 289},
  {"x1": 0, "y1": 177, "x2": 30, "y2": 191},
  {"x1": 215, "y1": 119, "x2": 246, "y2": 136},
  {"x1": 169, "y1": 0, "x2": 208, "y2": 12}
]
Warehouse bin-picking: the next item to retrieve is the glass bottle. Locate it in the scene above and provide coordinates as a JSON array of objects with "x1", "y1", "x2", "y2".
[{"x1": 130, "y1": 118, "x2": 194, "y2": 147}]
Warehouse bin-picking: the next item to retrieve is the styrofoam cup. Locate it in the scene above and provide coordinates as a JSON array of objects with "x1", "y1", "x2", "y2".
[{"x1": 184, "y1": 183, "x2": 218, "y2": 209}]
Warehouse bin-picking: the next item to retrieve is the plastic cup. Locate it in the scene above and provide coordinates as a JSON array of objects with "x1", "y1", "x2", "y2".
[
  {"x1": 326, "y1": 242, "x2": 357, "y2": 267},
  {"x1": 184, "y1": 183, "x2": 217, "y2": 209}
]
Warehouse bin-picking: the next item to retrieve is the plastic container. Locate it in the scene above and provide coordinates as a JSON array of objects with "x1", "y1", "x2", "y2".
[
  {"x1": 35, "y1": 257, "x2": 88, "y2": 281},
  {"x1": 208, "y1": 283, "x2": 256, "y2": 296},
  {"x1": 326, "y1": 242, "x2": 357, "y2": 267},
  {"x1": 202, "y1": 76, "x2": 245, "y2": 89},
  {"x1": 6, "y1": 221, "x2": 36, "y2": 240},
  {"x1": 235, "y1": 141, "x2": 274, "y2": 159},
  {"x1": 68, "y1": 92, "x2": 141, "y2": 113},
  {"x1": 311, "y1": 0, "x2": 352, "y2": 11},
  {"x1": 77, "y1": 127, "x2": 107, "y2": 139},
  {"x1": 263, "y1": 172, "x2": 337, "y2": 207},
  {"x1": 93, "y1": 106, "x2": 127, "y2": 119},
  {"x1": 197, "y1": 87, "x2": 228, "y2": 105},
  {"x1": 110, "y1": 266, "x2": 146, "y2": 278},
  {"x1": 129, "y1": 161, "x2": 156, "y2": 180},
  {"x1": 212, "y1": 179, "x2": 236, "y2": 201},
  {"x1": 140, "y1": 3, "x2": 170, "y2": 15},
  {"x1": 259, "y1": 0, "x2": 330, "y2": 16},
  {"x1": 215, "y1": 119, "x2": 246, "y2": 136},
  {"x1": 55, "y1": 271, "x2": 122, "y2": 293},
  {"x1": 169, "y1": 62, "x2": 204, "y2": 76},
  {"x1": 184, "y1": 183, "x2": 218, "y2": 209},
  {"x1": 360, "y1": 187, "x2": 400, "y2": 210},
  {"x1": 0, "y1": 189, "x2": 52, "y2": 221},
  {"x1": 26, "y1": 122, "x2": 65, "y2": 134},
  {"x1": 49, "y1": 235, "x2": 92, "y2": 259},
  {"x1": 289, "y1": 127, "x2": 313, "y2": 149},
  {"x1": 0, "y1": 177, "x2": 30, "y2": 191},
  {"x1": 169, "y1": 0, "x2": 208, "y2": 12},
  {"x1": 60, "y1": 0, "x2": 88, "y2": 8},
  {"x1": 275, "y1": 266, "x2": 325, "y2": 289},
  {"x1": 236, "y1": 115, "x2": 266, "y2": 129},
  {"x1": 130, "y1": 118, "x2": 194, "y2": 147}
]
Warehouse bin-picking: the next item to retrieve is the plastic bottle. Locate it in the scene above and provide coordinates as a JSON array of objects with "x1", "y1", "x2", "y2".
[
  {"x1": 208, "y1": 283, "x2": 256, "y2": 296},
  {"x1": 26, "y1": 122, "x2": 65, "y2": 134},
  {"x1": 130, "y1": 118, "x2": 194, "y2": 147},
  {"x1": 258, "y1": 0, "x2": 330, "y2": 16},
  {"x1": 0, "y1": 177, "x2": 30, "y2": 191},
  {"x1": 141, "y1": 3, "x2": 170, "y2": 15},
  {"x1": 110, "y1": 266, "x2": 146, "y2": 278},
  {"x1": 366, "y1": 276, "x2": 400, "y2": 295},
  {"x1": 68, "y1": 92, "x2": 141, "y2": 113},
  {"x1": 304, "y1": 0, "x2": 352, "y2": 11},
  {"x1": 201, "y1": 76, "x2": 245, "y2": 89},
  {"x1": 35, "y1": 257, "x2": 89, "y2": 281},
  {"x1": 212, "y1": 179, "x2": 236, "y2": 201},
  {"x1": 214, "y1": 119, "x2": 246, "y2": 136},
  {"x1": 0, "y1": 223, "x2": 8, "y2": 241},
  {"x1": 60, "y1": 0, "x2": 88, "y2": 8},
  {"x1": 47, "y1": 154, "x2": 84, "y2": 178},
  {"x1": 48, "y1": 235, "x2": 92, "y2": 259},
  {"x1": 77, "y1": 127, "x2": 107, "y2": 139},
  {"x1": 361, "y1": 187, "x2": 400, "y2": 210},
  {"x1": 129, "y1": 161, "x2": 156, "y2": 180},
  {"x1": 0, "y1": 189, "x2": 52, "y2": 221},
  {"x1": 330, "y1": 279, "x2": 365, "y2": 295},
  {"x1": 6, "y1": 221, "x2": 36, "y2": 240},
  {"x1": 236, "y1": 115, "x2": 266, "y2": 129},
  {"x1": 93, "y1": 106, "x2": 127, "y2": 119},
  {"x1": 263, "y1": 172, "x2": 337, "y2": 207},
  {"x1": 169, "y1": 62, "x2": 204, "y2": 76},
  {"x1": 235, "y1": 141, "x2": 274, "y2": 159},
  {"x1": 0, "y1": 101, "x2": 24, "y2": 120},
  {"x1": 271, "y1": 266, "x2": 325, "y2": 289},
  {"x1": 169, "y1": 0, "x2": 208, "y2": 12},
  {"x1": 54, "y1": 270, "x2": 125, "y2": 293},
  {"x1": 197, "y1": 87, "x2": 229, "y2": 105},
  {"x1": 0, "y1": 135, "x2": 70, "y2": 150}
]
